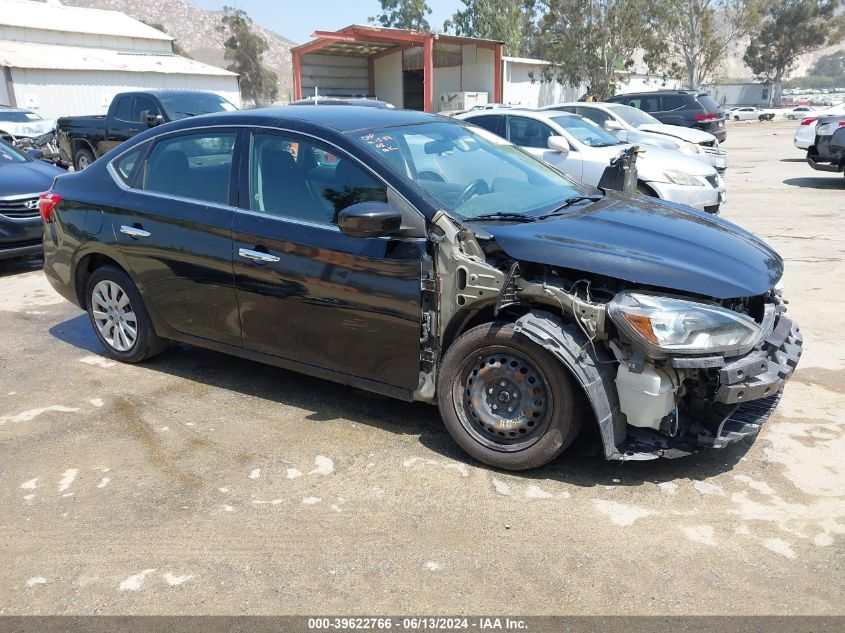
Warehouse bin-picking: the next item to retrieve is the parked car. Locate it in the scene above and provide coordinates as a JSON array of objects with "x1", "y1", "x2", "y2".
[
  {"x1": 729, "y1": 107, "x2": 776, "y2": 121},
  {"x1": 457, "y1": 109, "x2": 726, "y2": 213},
  {"x1": 0, "y1": 139, "x2": 64, "y2": 260},
  {"x1": 40, "y1": 106, "x2": 800, "y2": 470},
  {"x1": 806, "y1": 113, "x2": 845, "y2": 177},
  {"x1": 794, "y1": 116, "x2": 819, "y2": 150},
  {"x1": 784, "y1": 106, "x2": 815, "y2": 120},
  {"x1": 0, "y1": 106, "x2": 55, "y2": 142},
  {"x1": 606, "y1": 90, "x2": 727, "y2": 142},
  {"x1": 56, "y1": 90, "x2": 237, "y2": 171},
  {"x1": 542, "y1": 102, "x2": 728, "y2": 172}
]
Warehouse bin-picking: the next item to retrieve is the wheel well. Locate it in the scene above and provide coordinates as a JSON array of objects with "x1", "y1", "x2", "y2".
[
  {"x1": 74, "y1": 253, "x2": 124, "y2": 307},
  {"x1": 71, "y1": 138, "x2": 95, "y2": 157}
]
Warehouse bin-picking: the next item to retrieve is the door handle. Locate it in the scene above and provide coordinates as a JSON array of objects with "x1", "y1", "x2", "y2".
[
  {"x1": 238, "y1": 248, "x2": 280, "y2": 263},
  {"x1": 120, "y1": 225, "x2": 151, "y2": 238}
]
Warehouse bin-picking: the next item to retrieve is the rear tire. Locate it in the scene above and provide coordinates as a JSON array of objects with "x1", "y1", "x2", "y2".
[
  {"x1": 73, "y1": 147, "x2": 95, "y2": 171},
  {"x1": 85, "y1": 265, "x2": 166, "y2": 363},
  {"x1": 436, "y1": 322, "x2": 581, "y2": 470}
]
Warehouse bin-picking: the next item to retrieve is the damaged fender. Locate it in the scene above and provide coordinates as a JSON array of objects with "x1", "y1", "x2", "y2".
[{"x1": 514, "y1": 310, "x2": 628, "y2": 459}]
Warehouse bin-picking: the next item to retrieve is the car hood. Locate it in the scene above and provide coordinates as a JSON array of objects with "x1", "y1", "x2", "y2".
[
  {"x1": 473, "y1": 194, "x2": 782, "y2": 300},
  {"x1": 637, "y1": 123, "x2": 716, "y2": 145},
  {"x1": 0, "y1": 160, "x2": 64, "y2": 196}
]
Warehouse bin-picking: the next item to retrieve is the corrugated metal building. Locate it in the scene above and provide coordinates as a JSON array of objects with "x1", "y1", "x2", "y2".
[{"x1": 0, "y1": 0, "x2": 240, "y2": 119}]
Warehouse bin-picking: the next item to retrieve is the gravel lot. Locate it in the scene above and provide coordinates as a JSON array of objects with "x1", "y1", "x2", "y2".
[{"x1": 1, "y1": 119, "x2": 843, "y2": 615}]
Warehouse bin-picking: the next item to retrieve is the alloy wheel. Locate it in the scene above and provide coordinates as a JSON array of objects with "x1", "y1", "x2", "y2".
[{"x1": 91, "y1": 280, "x2": 138, "y2": 352}]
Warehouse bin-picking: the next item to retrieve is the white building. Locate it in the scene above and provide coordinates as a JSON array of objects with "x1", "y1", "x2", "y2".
[{"x1": 0, "y1": 0, "x2": 240, "y2": 119}]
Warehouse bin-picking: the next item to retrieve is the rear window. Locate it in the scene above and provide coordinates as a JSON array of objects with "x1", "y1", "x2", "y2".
[{"x1": 696, "y1": 94, "x2": 722, "y2": 114}]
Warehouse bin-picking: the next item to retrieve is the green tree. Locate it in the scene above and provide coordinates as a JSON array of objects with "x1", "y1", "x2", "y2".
[
  {"x1": 653, "y1": 0, "x2": 760, "y2": 89},
  {"x1": 534, "y1": 0, "x2": 663, "y2": 100},
  {"x1": 218, "y1": 7, "x2": 278, "y2": 107},
  {"x1": 444, "y1": 0, "x2": 538, "y2": 56},
  {"x1": 743, "y1": 0, "x2": 843, "y2": 103},
  {"x1": 369, "y1": 0, "x2": 432, "y2": 30}
]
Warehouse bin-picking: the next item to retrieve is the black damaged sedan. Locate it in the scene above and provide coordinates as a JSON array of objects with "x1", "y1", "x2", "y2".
[{"x1": 40, "y1": 107, "x2": 801, "y2": 470}]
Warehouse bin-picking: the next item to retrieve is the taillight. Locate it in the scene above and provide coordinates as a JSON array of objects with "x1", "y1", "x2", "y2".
[
  {"x1": 39, "y1": 192, "x2": 61, "y2": 223},
  {"x1": 694, "y1": 113, "x2": 718, "y2": 121},
  {"x1": 801, "y1": 117, "x2": 818, "y2": 126}
]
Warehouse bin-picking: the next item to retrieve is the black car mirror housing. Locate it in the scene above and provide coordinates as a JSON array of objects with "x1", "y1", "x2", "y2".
[{"x1": 338, "y1": 202, "x2": 403, "y2": 238}]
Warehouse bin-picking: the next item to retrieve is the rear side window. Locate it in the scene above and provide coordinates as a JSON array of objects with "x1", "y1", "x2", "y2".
[
  {"x1": 661, "y1": 95, "x2": 688, "y2": 111},
  {"x1": 466, "y1": 115, "x2": 505, "y2": 137},
  {"x1": 113, "y1": 146, "x2": 144, "y2": 185},
  {"x1": 696, "y1": 94, "x2": 721, "y2": 113},
  {"x1": 142, "y1": 132, "x2": 236, "y2": 205},
  {"x1": 114, "y1": 97, "x2": 131, "y2": 122}
]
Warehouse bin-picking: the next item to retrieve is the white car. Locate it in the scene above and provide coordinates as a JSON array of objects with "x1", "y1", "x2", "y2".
[
  {"x1": 729, "y1": 107, "x2": 775, "y2": 121},
  {"x1": 0, "y1": 107, "x2": 55, "y2": 141},
  {"x1": 457, "y1": 109, "x2": 726, "y2": 213},
  {"x1": 793, "y1": 104, "x2": 845, "y2": 149},
  {"x1": 784, "y1": 106, "x2": 815, "y2": 120},
  {"x1": 542, "y1": 102, "x2": 728, "y2": 172}
]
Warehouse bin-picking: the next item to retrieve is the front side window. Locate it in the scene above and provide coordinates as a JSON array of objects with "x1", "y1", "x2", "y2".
[
  {"x1": 249, "y1": 133, "x2": 387, "y2": 225},
  {"x1": 353, "y1": 121, "x2": 588, "y2": 220},
  {"x1": 507, "y1": 116, "x2": 555, "y2": 149},
  {"x1": 114, "y1": 97, "x2": 132, "y2": 122},
  {"x1": 551, "y1": 116, "x2": 624, "y2": 148},
  {"x1": 142, "y1": 132, "x2": 236, "y2": 205},
  {"x1": 132, "y1": 97, "x2": 160, "y2": 123}
]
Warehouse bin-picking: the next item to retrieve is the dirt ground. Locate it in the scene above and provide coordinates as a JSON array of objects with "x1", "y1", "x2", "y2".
[{"x1": 0, "y1": 118, "x2": 843, "y2": 615}]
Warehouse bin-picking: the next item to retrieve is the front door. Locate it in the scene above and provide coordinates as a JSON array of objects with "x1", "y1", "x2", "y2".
[
  {"x1": 113, "y1": 129, "x2": 241, "y2": 346},
  {"x1": 232, "y1": 131, "x2": 423, "y2": 390},
  {"x1": 507, "y1": 115, "x2": 584, "y2": 181}
]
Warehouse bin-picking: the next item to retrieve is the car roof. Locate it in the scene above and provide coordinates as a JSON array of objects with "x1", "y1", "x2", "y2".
[
  {"x1": 462, "y1": 108, "x2": 575, "y2": 121},
  {"x1": 166, "y1": 105, "x2": 442, "y2": 134}
]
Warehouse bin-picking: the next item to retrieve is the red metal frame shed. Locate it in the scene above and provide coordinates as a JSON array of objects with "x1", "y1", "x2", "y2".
[{"x1": 291, "y1": 25, "x2": 504, "y2": 112}]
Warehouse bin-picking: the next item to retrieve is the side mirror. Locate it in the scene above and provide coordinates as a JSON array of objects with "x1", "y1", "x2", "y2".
[
  {"x1": 141, "y1": 111, "x2": 164, "y2": 127},
  {"x1": 338, "y1": 201, "x2": 402, "y2": 238},
  {"x1": 604, "y1": 119, "x2": 623, "y2": 131},
  {"x1": 547, "y1": 135, "x2": 570, "y2": 156}
]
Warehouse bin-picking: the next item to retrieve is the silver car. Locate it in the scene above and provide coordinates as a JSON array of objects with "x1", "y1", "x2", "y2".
[{"x1": 543, "y1": 102, "x2": 729, "y2": 172}]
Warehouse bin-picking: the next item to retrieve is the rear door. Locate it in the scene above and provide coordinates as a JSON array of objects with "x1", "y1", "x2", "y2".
[
  {"x1": 231, "y1": 130, "x2": 424, "y2": 390},
  {"x1": 112, "y1": 128, "x2": 241, "y2": 346}
]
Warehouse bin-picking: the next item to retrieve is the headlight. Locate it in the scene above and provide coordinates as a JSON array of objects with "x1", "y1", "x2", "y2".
[
  {"x1": 608, "y1": 292, "x2": 762, "y2": 356},
  {"x1": 663, "y1": 170, "x2": 705, "y2": 186},
  {"x1": 672, "y1": 139, "x2": 700, "y2": 156}
]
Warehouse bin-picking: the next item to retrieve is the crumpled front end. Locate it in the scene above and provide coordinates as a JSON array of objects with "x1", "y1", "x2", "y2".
[{"x1": 618, "y1": 295, "x2": 802, "y2": 460}]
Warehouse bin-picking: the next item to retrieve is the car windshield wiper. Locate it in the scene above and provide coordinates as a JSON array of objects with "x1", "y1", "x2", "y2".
[
  {"x1": 539, "y1": 195, "x2": 604, "y2": 220},
  {"x1": 464, "y1": 212, "x2": 537, "y2": 223}
]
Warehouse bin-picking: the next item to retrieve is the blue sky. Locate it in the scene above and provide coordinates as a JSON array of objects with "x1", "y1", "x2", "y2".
[{"x1": 191, "y1": 0, "x2": 463, "y2": 44}]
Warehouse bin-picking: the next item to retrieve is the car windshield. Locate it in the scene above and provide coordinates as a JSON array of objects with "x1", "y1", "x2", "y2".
[
  {"x1": 606, "y1": 104, "x2": 660, "y2": 127},
  {"x1": 550, "y1": 116, "x2": 625, "y2": 147},
  {"x1": 352, "y1": 121, "x2": 590, "y2": 220},
  {"x1": 0, "y1": 111, "x2": 42, "y2": 122},
  {"x1": 0, "y1": 139, "x2": 28, "y2": 164},
  {"x1": 157, "y1": 93, "x2": 237, "y2": 120}
]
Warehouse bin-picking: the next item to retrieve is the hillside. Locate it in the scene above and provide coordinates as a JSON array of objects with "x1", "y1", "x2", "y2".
[{"x1": 61, "y1": 0, "x2": 296, "y2": 100}]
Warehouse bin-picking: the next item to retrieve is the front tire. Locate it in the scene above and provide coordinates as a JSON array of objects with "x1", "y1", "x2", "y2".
[
  {"x1": 86, "y1": 265, "x2": 166, "y2": 363},
  {"x1": 437, "y1": 322, "x2": 581, "y2": 470}
]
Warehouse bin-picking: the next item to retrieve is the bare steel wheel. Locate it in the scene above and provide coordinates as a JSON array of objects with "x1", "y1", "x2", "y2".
[
  {"x1": 459, "y1": 352, "x2": 551, "y2": 451},
  {"x1": 85, "y1": 265, "x2": 167, "y2": 363},
  {"x1": 91, "y1": 280, "x2": 137, "y2": 352},
  {"x1": 437, "y1": 322, "x2": 581, "y2": 470}
]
